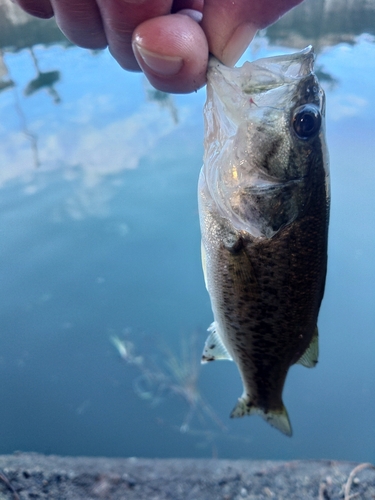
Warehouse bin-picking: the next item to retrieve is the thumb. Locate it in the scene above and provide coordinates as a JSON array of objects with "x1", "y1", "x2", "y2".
[{"x1": 201, "y1": 0, "x2": 304, "y2": 66}]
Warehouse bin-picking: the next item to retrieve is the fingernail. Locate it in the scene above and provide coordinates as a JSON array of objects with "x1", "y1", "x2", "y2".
[
  {"x1": 132, "y1": 41, "x2": 183, "y2": 77},
  {"x1": 222, "y1": 23, "x2": 258, "y2": 66},
  {"x1": 177, "y1": 9, "x2": 203, "y2": 23}
]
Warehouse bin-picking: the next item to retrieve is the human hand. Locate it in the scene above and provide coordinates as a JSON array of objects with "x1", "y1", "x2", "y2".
[{"x1": 13, "y1": 0, "x2": 303, "y2": 93}]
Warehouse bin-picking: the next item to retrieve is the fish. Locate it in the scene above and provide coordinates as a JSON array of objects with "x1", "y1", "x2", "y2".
[{"x1": 198, "y1": 47, "x2": 329, "y2": 436}]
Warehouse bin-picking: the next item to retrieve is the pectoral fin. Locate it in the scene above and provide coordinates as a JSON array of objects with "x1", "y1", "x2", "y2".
[
  {"x1": 201, "y1": 322, "x2": 233, "y2": 364},
  {"x1": 296, "y1": 327, "x2": 319, "y2": 368}
]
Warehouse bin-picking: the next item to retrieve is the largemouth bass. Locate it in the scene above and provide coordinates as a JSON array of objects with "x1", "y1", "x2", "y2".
[{"x1": 198, "y1": 47, "x2": 329, "y2": 436}]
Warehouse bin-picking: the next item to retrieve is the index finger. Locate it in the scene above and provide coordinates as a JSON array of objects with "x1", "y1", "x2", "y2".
[
  {"x1": 12, "y1": 0, "x2": 54, "y2": 18},
  {"x1": 49, "y1": 0, "x2": 107, "y2": 49},
  {"x1": 96, "y1": 0, "x2": 173, "y2": 71}
]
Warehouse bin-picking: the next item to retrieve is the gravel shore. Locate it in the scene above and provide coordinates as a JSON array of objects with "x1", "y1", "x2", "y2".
[{"x1": 0, "y1": 453, "x2": 375, "y2": 499}]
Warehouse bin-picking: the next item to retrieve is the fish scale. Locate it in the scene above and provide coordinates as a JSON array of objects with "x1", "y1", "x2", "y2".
[{"x1": 199, "y1": 47, "x2": 329, "y2": 436}]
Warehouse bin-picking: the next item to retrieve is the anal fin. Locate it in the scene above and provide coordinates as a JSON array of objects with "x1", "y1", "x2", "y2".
[
  {"x1": 296, "y1": 326, "x2": 319, "y2": 368},
  {"x1": 201, "y1": 322, "x2": 233, "y2": 364}
]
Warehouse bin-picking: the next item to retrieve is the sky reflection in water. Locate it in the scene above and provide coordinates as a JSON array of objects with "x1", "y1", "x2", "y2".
[{"x1": 0, "y1": 6, "x2": 374, "y2": 462}]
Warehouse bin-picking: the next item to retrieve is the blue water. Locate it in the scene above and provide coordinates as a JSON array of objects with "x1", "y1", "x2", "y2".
[{"x1": 0, "y1": 25, "x2": 374, "y2": 462}]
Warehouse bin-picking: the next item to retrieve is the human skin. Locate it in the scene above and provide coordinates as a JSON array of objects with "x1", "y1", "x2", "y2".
[{"x1": 13, "y1": 0, "x2": 304, "y2": 93}]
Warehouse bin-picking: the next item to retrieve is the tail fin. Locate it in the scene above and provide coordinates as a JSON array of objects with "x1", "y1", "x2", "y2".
[{"x1": 230, "y1": 396, "x2": 292, "y2": 437}]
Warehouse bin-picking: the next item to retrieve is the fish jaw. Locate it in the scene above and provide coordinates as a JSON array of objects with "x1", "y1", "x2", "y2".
[{"x1": 207, "y1": 46, "x2": 315, "y2": 104}]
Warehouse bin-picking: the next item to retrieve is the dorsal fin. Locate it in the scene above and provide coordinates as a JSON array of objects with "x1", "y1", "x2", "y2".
[
  {"x1": 201, "y1": 322, "x2": 233, "y2": 364},
  {"x1": 296, "y1": 327, "x2": 319, "y2": 368}
]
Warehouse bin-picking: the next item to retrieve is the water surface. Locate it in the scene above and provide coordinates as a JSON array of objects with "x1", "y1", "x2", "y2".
[{"x1": 0, "y1": 0, "x2": 374, "y2": 461}]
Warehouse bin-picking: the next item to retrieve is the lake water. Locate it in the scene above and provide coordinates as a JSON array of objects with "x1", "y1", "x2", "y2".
[{"x1": 0, "y1": 1, "x2": 374, "y2": 462}]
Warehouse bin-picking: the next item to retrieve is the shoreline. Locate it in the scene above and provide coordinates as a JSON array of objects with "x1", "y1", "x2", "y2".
[{"x1": 0, "y1": 453, "x2": 374, "y2": 499}]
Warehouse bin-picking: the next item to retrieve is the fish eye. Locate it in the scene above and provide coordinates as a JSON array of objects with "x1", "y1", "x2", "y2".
[{"x1": 292, "y1": 104, "x2": 321, "y2": 140}]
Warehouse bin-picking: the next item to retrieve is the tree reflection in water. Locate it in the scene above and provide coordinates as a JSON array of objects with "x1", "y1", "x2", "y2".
[{"x1": 111, "y1": 331, "x2": 227, "y2": 435}]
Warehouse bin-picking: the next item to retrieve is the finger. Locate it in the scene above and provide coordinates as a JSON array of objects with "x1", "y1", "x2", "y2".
[
  {"x1": 132, "y1": 13, "x2": 208, "y2": 93},
  {"x1": 49, "y1": 0, "x2": 107, "y2": 49},
  {"x1": 201, "y1": 0, "x2": 304, "y2": 66},
  {"x1": 12, "y1": 0, "x2": 53, "y2": 18},
  {"x1": 96, "y1": 0, "x2": 173, "y2": 72}
]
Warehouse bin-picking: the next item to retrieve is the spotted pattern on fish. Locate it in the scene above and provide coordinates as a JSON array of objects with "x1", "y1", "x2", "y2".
[
  {"x1": 204, "y1": 161, "x2": 327, "y2": 405},
  {"x1": 199, "y1": 48, "x2": 329, "y2": 435}
]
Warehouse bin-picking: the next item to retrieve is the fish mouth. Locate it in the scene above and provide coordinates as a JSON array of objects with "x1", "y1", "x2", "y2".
[{"x1": 208, "y1": 46, "x2": 315, "y2": 96}]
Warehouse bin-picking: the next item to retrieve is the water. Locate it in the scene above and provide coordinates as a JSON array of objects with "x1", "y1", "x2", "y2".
[{"x1": 0, "y1": 0, "x2": 374, "y2": 462}]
